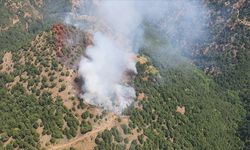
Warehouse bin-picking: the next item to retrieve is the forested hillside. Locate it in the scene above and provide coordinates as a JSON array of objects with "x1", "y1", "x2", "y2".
[
  {"x1": 0, "y1": 0, "x2": 71, "y2": 52},
  {"x1": 192, "y1": 0, "x2": 250, "y2": 148},
  {"x1": 0, "y1": 0, "x2": 249, "y2": 150},
  {"x1": 93, "y1": 0, "x2": 250, "y2": 149}
]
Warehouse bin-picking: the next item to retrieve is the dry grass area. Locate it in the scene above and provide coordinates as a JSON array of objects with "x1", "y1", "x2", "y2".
[
  {"x1": 136, "y1": 55, "x2": 159, "y2": 81},
  {"x1": 138, "y1": 55, "x2": 159, "y2": 76},
  {"x1": 145, "y1": 65, "x2": 159, "y2": 75},
  {"x1": 137, "y1": 55, "x2": 148, "y2": 65}
]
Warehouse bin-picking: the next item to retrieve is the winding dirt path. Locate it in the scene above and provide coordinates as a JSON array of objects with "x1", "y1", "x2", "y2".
[{"x1": 49, "y1": 113, "x2": 119, "y2": 150}]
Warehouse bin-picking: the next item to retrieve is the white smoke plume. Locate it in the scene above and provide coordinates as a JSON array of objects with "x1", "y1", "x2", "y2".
[
  {"x1": 79, "y1": 32, "x2": 136, "y2": 113},
  {"x1": 65, "y1": 0, "x2": 208, "y2": 113}
]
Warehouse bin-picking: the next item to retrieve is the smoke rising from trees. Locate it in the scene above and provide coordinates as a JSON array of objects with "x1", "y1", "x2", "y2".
[{"x1": 65, "y1": 0, "x2": 208, "y2": 113}]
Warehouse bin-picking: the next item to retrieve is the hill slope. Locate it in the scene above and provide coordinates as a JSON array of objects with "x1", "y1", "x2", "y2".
[{"x1": 0, "y1": 0, "x2": 249, "y2": 150}]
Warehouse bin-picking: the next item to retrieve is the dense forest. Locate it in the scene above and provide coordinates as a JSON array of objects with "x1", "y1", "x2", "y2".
[{"x1": 193, "y1": 1, "x2": 250, "y2": 148}]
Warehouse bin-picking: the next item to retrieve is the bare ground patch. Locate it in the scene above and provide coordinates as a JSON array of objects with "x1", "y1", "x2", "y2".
[
  {"x1": 0, "y1": 52, "x2": 13, "y2": 73},
  {"x1": 176, "y1": 106, "x2": 185, "y2": 115}
]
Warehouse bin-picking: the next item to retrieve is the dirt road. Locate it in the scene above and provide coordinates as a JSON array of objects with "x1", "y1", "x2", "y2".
[{"x1": 49, "y1": 113, "x2": 118, "y2": 150}]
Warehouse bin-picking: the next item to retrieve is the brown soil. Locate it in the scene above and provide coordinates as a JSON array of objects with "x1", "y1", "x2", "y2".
[
  {"x1": 142, "y1": 76, "x2": 149, "y2": 81},
  {"x1": 24, "y1": 12, "x2": 32, "y2": 18},
  {"x1": 41, "y1": 134, "x2": 52, "y2": 147},
  {"x1": 19, "y1": 55, "x2": 26, "y2": 65},
  {"x1": 36, "y1": 126, "x2": 51, "y2": 147},
  {"x1": 176, "y1": 106, "x2": 185, "y2": 115},
  {"x1": 12, "y1": 16, "x2": 19, "y2": 25},
  {"x1": 3, "y1": 137, "x2": 13, "y2": 147},
  {"x1": 239, "y1": 19, "x2": 250, "y2": 28},
  {"x1": 137, "y1": 92, "x2": 145, "y2": 101},
  {"x1": 0, "y1": 52, "x2": 13, "y2": 73},
  {"x1": 126, "y1": 129, "x2": 143, "y2": 150}
]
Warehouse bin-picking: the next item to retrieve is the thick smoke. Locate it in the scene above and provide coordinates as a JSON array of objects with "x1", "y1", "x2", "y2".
[
  {"x1": 79, "y1": 32, "x2": 136, "y2": 113},
  {"x1": 65, "y1": 0, "x2": 208, "y2": 113}
]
